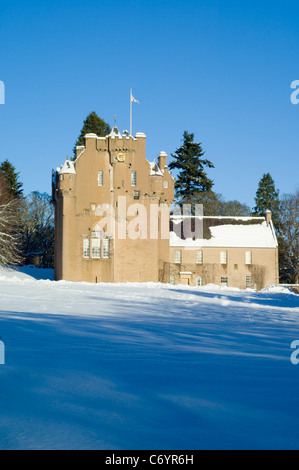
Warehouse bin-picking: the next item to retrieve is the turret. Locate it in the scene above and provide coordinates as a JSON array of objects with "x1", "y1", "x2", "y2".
[{"x1": 158, "y1": 151, "x2": 167, "y2": 170}]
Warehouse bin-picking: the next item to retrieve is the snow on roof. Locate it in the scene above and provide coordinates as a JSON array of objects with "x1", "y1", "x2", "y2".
[
  {"x1": 59, "y1": 158, "x2": 76, "y2": 175},
  {"x1": 170, "y1": 219, "x2": 278, "y2": 248},
  {"x1": 107, "y1": 125, "x2": 122, "y2": 139},
  {"x1": 149, "y1": 161, "x2": 163, "y2": 176},
  {"x1": 84, "y1": 133, "x2": 98, "y2": 138},
  {"x1": 135, "y1": 132, "x2": 146, "y2": 138}
]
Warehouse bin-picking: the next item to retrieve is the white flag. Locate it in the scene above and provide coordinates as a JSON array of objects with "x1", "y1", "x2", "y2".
[{"x1": 131, "y1": 92, "x2": 139, "y2": 103}]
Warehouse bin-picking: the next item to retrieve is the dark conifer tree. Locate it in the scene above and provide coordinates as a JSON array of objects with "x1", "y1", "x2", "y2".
[
  {"x1": 0, "y1": 159, "x2": 23, "y2": 199},
  {"x1": 253, "y1": 173, "x2": 280, "y2": 224},
  {"x1": 73, "y1": 111, "x2": 111, "y2": 159},
  {"x1": 169, "y1": 131, "x2": 214, "y2": 206}
]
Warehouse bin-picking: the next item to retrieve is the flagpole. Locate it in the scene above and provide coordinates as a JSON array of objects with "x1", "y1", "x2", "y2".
[{"x1": 130, "y1": 88, "x2": 132, "y2": 136}]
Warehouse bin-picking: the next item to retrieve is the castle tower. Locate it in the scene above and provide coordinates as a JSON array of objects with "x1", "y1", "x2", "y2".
[{"x1": 52, "y1": 128, "x2": 175, "y2": 283}]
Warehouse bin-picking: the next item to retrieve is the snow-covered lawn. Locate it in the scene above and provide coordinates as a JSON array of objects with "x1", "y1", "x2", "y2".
[{"x1": 0, "y1": 267, "x2": 298, "y2": 449}]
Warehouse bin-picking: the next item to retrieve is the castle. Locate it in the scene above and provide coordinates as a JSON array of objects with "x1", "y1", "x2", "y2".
[{"x1": 52, "y1": 127, "x2": 279, "y2": 289}]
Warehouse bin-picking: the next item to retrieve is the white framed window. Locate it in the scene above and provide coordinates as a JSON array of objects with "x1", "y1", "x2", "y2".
[
  {"x1": 196, "y1": 277, "x2": 203, "y2": 287},
  {"x1": 196, "y1": 250, "x2": 203, "y2": 264},
  {"x1": 98, "y1": 170, "x2": 103, "y2": 186},
  {"x1": 131, "y1": 171, "x2": 136, "y2": 187},
  {"x1": 220, "y1": 250, "x2": 227, "y2": 264},
  {"x1": 164, "y1": 180, "x2": 168, "y2": 189},
  {"x1": 246, "y1": 275, "x2": 252, "y2": 288},
  {"x1": 102, "y1": 238, "x2": 110, "y2": 258},
  {"x1": 245, "y1": 251, "x2": 252, "y2": 265},
  {"x1": 83, "y1": 238, "x2": 90, "y2": 258},
  {"x1": 60, "y1": 174, "x2": 64, "y2": 181},
  {"x1": 91, "y1": 238, "x2": 101, "y2": 258},
  {"x1": 221, "y1": 276, "x2": 228, "y2": 287},
  {"x1": 170, "y1": 275, "x2": 175, "y2": 285},
  {"x1": 174, "y1": 250, "x2": 182, "y2": 264}
]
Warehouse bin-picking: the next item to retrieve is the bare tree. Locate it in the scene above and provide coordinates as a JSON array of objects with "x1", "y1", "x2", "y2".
[
  {"x1": 20, "y1": 191, "x2": 54, "y2": 268},
  {"x1": 0, "y1": 173, "x2": 22, "y2": 266},
  {"x1": 277, "y1": 190, "x2": 299, "y2": 284}
]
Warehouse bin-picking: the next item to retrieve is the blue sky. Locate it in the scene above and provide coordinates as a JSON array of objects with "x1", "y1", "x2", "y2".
[{"x1": 0, "y1": 0, "x2": 298, "y2": 207}]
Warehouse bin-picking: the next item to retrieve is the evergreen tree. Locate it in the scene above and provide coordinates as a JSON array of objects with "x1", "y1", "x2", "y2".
[
  {"x1": 73, "y1": 111, "x2": 111, "y2": 159},
  {"x1": 0, "y1": 159, "x2": 23, "y2": 199},
  {"x1": 253, "y1": 173, "x2": 280, "y2": 224},
  {"x1": 169, "y1": 131, "x2": 214, "y2": 206}
]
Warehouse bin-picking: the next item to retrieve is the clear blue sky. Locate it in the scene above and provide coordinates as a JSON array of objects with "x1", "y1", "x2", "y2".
[{"x1": 0, "y1": 0, "x2": 298, "y2": 207}]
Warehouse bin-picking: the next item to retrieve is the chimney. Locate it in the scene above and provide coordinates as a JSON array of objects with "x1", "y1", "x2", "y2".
[
  {"x1": 158, "y1": 151, "x2": 167, "y2": 170},
  {"x1": 265, "y1": 210, "x2": 272, "y2": 224}
]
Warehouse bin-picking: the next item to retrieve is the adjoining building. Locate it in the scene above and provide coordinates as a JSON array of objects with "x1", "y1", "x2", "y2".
[{"x1": 52, "y1": 128, "x2": 279, "y2": 289}]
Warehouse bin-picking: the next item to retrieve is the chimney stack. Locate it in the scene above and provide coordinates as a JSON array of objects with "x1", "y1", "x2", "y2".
[{"x1": 265, "y1": 210, "x2": 272, "y2": 224}]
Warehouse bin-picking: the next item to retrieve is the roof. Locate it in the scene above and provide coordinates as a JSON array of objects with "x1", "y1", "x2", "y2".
[
  {"x1": 170, "y1": 217, "x2": 278, "y2": 248},
  {"x1": 59, "y1": 158, "x2": 76, "y2": 175},
  {"x1": 149, "y1": 161, "x2": 163, "y2": 176},
  {"x1": 107, "y1": 125, "x2": 122, "y2": 139}
]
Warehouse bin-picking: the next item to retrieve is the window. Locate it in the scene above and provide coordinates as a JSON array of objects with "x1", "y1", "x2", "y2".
[
  {"x1": 164, "y1": 180, "x2": 168, "y2": 189},
  {"x1": 245, "y1": 251, "x2": 252, "y2": 265},
  {"x1": 102, "y1": 239, "x2": 110, "y2": 258},
  {"x1": 83, "y1": 238, "x2": 90, "y2": 258},
  {"x1": 131, "y1": 171, "x2": 136, "y2": 187},
  {"x1": 92, "y1": 231, "x2": 101, "y2": 238},
  {"x1": 90, "y1": 203, "x2": 96, "y2": 211},
  {"x1": 221, "y1": 277, "x2": 228, "y2": 287},
  {"x1": 196, "y1": 277, "x2": 203, "y2": 287},
  {"x1": 134, "y1": 190, "x2": 140, "y2": 200},
  {"x1": 98, "y1": 170, "x2": 103, "y2": 186},
  {"x1": 196, "y1": 250, "x2": 203, "y2": 264},
  {"x1": 69, "y1": 175, "x2": 72, "y2": 181},
  {"x1": 220, "y1": 250, "x2": 227, "y2": 264},
  {"x1": 170, "y1": 275, "x2": 175, "y2": 285},
  {"x1": 174, "y1": 250, "x2": 182, "y2": 264},
  {"x1": 91, "y1": 238, "x2": 101, "y2": 258},
  {"x1": 246, "y1": 275, "x2": 252, "y2": 288},
  {"x1": 60, "y1": 175, "x2": 64, "y2": 181}
]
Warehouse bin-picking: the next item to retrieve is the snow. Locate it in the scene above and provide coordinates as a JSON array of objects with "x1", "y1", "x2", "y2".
[
  {"x1": 59, "y1": 159, "x2": 76, "y2": 175},
  {"x1": 149, "y1": 161, "x2": 163, "y2": 176},
  {"x1": 170, "y1": 221, "x2": 277, "y2": 248},
  {"x1": 0, "y1": 267, "x2": 299, "y2": 449}
]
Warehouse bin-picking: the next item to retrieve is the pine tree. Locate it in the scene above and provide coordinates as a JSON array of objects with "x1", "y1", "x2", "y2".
[
  {"x1": 0, "y1": 159, "x2": 23, "y2": 199},
  {"x1": 253, "y1": 173, "x2": 280, "y2": 224},
  {"x1": 73, "y1": 111, "x2": 111, "y2": 159},
  {"x1": 169, "y1": 131, "x2": 214, "y2": 206}
]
